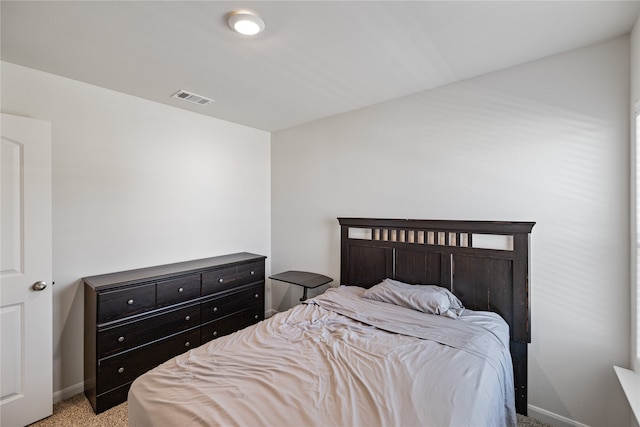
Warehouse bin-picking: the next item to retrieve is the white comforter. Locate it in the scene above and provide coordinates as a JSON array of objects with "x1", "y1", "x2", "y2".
[{"x1": 128, "y1": 286, "x2": 516, "y2": 427}]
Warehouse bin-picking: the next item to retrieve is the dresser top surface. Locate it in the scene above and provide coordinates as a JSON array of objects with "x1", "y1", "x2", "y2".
[{"x1": 83, "y1": 252, "x2": 266, "y2": 290}]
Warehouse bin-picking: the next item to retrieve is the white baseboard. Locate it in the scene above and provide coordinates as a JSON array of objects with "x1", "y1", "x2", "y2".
[
  {"x1": 528, "y1": 404, "x2": 591, "y2": 427},
  {"x1": 52, "y1": 381, "x2": 84, "y2": 404}
]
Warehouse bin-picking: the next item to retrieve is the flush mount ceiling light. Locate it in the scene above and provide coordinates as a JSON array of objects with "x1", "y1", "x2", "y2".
[{"x1": 228, "y1": 11, "x2": 265, "y2": 36}]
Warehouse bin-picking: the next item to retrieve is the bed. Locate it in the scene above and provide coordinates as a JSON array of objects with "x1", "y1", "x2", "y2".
[{"x1": 128, "y1": 218, "x2": 534, "y2": 426}]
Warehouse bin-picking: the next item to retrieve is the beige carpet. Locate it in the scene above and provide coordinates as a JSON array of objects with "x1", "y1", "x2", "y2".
[
  {"x1": 30, "y1": 393, "x2": 552, "y2": 427},
  {"x1": 28, "y1": 394, "x2": 127, "y2": 427}
]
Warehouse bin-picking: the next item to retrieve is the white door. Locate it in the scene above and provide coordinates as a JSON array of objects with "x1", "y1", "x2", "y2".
[{"x1": 0, "y1": 114, "x2": 52, "y2": 426}]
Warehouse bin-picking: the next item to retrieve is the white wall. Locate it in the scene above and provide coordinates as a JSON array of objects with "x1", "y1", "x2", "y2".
[
  {"x1": 272, "y1": 36, "x2": 630, "y2": 427},
  {"x1": 631, "y1": 6, "x2": 640, "y2": 374},
  {"x1": 633, "y1": 14, "x2": 640, "y2": 106},
  {"x1": 1, "y1": 61, "x2": 271, "y2": 399}
]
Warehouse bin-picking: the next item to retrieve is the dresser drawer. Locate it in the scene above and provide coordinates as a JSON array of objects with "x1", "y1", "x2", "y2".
[
  {"x1": 200, "y1": 307, "x2": 263, "y2": 343},
  {"x1": 157, "y1": 274, "x2": 200, "y2": 307},
  {"x1": 98, "y1": 328, "x2": 200, "y2": 393},
  {"x1": 202, "y1": 266, "x2": 237, "y2": 295},
  {"x1": 237, "y1": 261, "x2": 265, "y2": 285},
  {"x1": 98, "y1": 283, "x2": 156, "y2": 323},
  {"x1": 201, "y1": 284, "x2": 263, "y2": 324},
  {"x1": 98, "y1": 303, "x2": 200, "y2": 358}
]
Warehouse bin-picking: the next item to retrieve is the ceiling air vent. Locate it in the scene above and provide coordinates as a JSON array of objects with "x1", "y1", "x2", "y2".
[{"x1": 171, "y1": 90, "x2": 214, "y2": 106}]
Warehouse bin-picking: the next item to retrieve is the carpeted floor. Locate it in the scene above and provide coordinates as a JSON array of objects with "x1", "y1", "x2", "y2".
[
  {"x1": 28, "y1": 394, "x2": 127, "y2": 427},
  {"x1": 30, "y1": 393, "x2": 553, "y2": 426}
]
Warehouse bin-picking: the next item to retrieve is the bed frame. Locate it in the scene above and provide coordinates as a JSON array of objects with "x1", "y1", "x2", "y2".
[{"x1": 338, "y1": 218, "x2": 535, "y2": 415}]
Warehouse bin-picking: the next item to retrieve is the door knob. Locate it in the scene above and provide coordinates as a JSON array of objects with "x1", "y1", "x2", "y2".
[{"x1": 32, "y1": 281, "x2": 47, "y2": 291}]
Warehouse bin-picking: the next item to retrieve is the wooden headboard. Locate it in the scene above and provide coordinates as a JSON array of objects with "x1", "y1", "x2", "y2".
[{"x1": 338, "y1": 218, "x2": 535, "y2": 415}]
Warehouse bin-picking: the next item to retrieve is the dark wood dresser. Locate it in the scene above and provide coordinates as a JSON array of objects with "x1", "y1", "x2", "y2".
[{"x1": 83, "y1": 252, "x2": 266, "y2": 413}]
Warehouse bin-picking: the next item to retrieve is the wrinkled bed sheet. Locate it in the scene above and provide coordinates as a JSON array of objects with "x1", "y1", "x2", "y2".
[{"x1": 128, "y1": 286, "x2": 516, "y2": 427}]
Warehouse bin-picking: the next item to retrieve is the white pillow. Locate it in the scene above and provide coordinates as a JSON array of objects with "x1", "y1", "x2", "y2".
[{"x1": 362, "y1": 278, "x2": 464, "y2": 318}]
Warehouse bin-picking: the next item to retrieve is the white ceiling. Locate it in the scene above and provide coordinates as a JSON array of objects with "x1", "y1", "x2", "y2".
[{"x1": 2, "y1": 1, "x2": 639, "y2": 132}]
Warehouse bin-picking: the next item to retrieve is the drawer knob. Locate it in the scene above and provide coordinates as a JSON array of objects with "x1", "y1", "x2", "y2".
[
  {"x1": 178, "y1": 287, "x2": 184, "y2": 293},
  {"x1": 218, "y1": 278, "x2": 224, "y2": 283},
  {"x1": 127, "y1": 299, "x2": 134, "y2": 305},
  {"x1": 250, "y1": 270, "x2": 255, "y2": 275},
  {"x1": 213, "y1": 307, "x2": 218, "y2": 312},
  {"x1": 118, "y1": 367, "x2": 124, "y2": 374},
  {"x1": 254, "y1": 314, "x2": 259, "y2": 320},
  {"x1": 185, "y1": 342, "x2": 190, "y2": 347},
  {"x1": 254, "y1": 293, "x2": 259, "y2": 298},
  {"x1": 213, "y1": 331, "x2": 218, "y2": 337},
  {"x1": 185, "y1": 315, "x2": 191, "y2": 321},
  {"x1": 118, "y1": 336, "x2": 125, "y2": 343}
]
